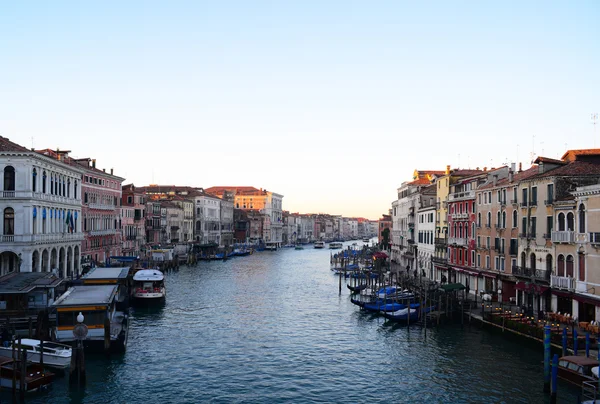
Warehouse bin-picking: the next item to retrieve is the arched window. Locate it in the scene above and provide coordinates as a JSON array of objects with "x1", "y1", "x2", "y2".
[
  {"x1": 50, "y1": 175, "x2": 54, "y2": 195},
  {"x1": 579, "y1": 252, "x2": 585, "y2": 281},
  {"x1": 472, "y1": 222, "x2": 475, "y2": 237},
  {"x1": 557, "y1": 254, "x2": 565, "y2": 276},
  {"x1": 496, "y1": 211, "x2": 501, "y2": 227},
  {"x1": 530, "y1": 253, "x2": 536, "y2": 270},
  {"x1": 32, "y1": 168, "x2": 37, "y2": 192},
  {"x1": 458, "y1": 223, "x2": 463, "y2": 238},
  {"x1": 67, "y1": 179, "x2": 70, "y2": 198},
  {"x1": 579, "y1": 204, "x2": 586, "y2": 233},
  {"x1": 74, "y1": 180, "x2": 78, "y2": 199},
  {"x1": 512, "y1": 210, "x2": 517, "y2": 228},
  {"x1": 3, "y1": 208, "x2": 14, "y2": 235},
  {"x1": 558, "y1": 212, "x2": 565, "y2": 231},
  {"x1": 567, "y1": 213, "x2": 574, "y2": 231},
  {"x1": 487, "y1": 212, "x2": 491, "y2": 227},
  {"x1": 477, "y1": 212, "x2": 481, "y2": 227},
  {"x1": 62, "y1": 176, "x2": 66, "y2": 196},
  {"x1": 3, "y1": 166, "x2": 15, "y2": 191},
  {"x1": 42, "y1": 171, "x2": 47, "y2": 193},
  {"x1": 566, "y1": 255, "x2": 574, "y2": 277},
  {"x1": 502, "y1": 211, "x2": 506, "y2": 228},
  {"x1": 546, "y1": 254, "x2": 552, "y2": 273},
  {"x1": 520, "y1": 251, "x2": 526, "y2": 269}
]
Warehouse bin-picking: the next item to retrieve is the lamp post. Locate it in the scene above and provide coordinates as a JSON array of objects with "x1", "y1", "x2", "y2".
[{"x1": 70, "y1": 312, "x2": 88, "y2": 386}]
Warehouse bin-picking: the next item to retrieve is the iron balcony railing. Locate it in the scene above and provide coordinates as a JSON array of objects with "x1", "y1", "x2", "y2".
[{"x1": 512, "y1": 266, "x2": 550, "y2": 281}]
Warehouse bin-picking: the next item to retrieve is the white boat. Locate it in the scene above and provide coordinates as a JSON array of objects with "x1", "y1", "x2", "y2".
[
  {"x1": 0, "y1": 339, "x2": 71, "y2": 370},
  {"x1": 265, "y1": 242, "x2": 278, "y2": 251},
  {"x1": 329, "y1": 242, "x2": 343, "y2": 249},
  {"x1": 314, "y1": 241, "x2": 325, "y2": 249},
  {"x1": 133, "y1": 269, "x2": 166, "y2": 302}
]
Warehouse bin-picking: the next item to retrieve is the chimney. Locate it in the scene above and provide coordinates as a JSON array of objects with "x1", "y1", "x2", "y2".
[
  {"x1": 509, "y1": 170, "x2": 514, "y2": 183},
  {"x1": 511, "y1": 162, "x2": 516, "y2": 172},
  {"x1": 538, "y1": 161, "x2": 544, "y2": 174},
  {"x1": 518, "y1": 162, "x2": 522, "y2": 172},
  {"x1": 493, "y1": 175, "x2": 498, "y2": 187},
  {"x1": 103, "y1": 168, "x2": 106, "y2": 172},
  {"x1": 483, "y1": 167, "x2": 487, "y2": 171},
  {"x1": 92, "y1": 159, "x2": 96, "y2": 169},
  {"x1": 445, "y1": 165, "x2": 450, "y2": 175},
  {"x1": 110, "y1": 168, "x2": 113, "y2": 175}
]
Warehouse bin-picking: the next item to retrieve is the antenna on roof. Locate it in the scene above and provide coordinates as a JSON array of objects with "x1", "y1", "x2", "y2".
[
  {"x1": 593, "y1": 113, "x2": 598, "y2": 148},
  {"x1": 530, "y1": 134, "x2": 536, "y2": 164}
]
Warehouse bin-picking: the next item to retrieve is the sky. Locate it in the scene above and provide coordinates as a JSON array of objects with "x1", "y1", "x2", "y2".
[{"x1": 0, "y1": 1, "x2": 598, "y2": 220}]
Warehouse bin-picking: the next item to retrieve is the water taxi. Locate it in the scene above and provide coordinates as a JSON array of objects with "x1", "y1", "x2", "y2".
[
  {"x1": 0, "y1": 358, "x2": 54, "y2": 392},
  {"x1": 557, "y1": 356, "x2": 598, "y2": 386},
  {"x1": 133, "y1": 269, "x2": 166, "y2": 303},
  {"x1": 265, "y1": 242, "x2": 278, "y2": 251},
  {"x1": 51, "y1": 285, "x2": 129, "y2": 353},
  {"x1": 314, "y1": 241, "x2": 325, "y2": 249},
  {"x1": 329, "y1": 242, "x2": 343, "y2": 249},
  {"x1": 0, "y1": 339, "x2": 71, "y2": 370}
]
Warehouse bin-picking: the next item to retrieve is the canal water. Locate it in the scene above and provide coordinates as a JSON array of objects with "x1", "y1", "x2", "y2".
[{"x1": 21, "y1": 243, "x2": 580, "y2": 403}]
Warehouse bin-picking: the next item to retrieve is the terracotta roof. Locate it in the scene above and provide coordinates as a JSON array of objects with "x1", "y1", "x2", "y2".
[
  {"x1": 408, "y1": 178, "x2": 433, "y2": 186},
  {"x1": 450, "y1": 169, "x2": 484, "y2": 176},
  {"x1": 534, "y1": 156, "x2": 566, "y2": 165},
  {"x1": 531, "y1": 160, "x2": 600, "y2": 179},
  {"x1": 561, "y1": 149, "x2": 600, "y2": 162},
  {"x1": 0, "y1": 136, "x2": 30, "y2": 153},
  {"x1": 205, "y1": 186, "x2": 268, "y2": 196}
]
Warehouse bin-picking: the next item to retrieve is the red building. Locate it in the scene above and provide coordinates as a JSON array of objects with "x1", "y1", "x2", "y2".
[{"x1": 378, "y1": 212, "x2": 392, "y2": 248}]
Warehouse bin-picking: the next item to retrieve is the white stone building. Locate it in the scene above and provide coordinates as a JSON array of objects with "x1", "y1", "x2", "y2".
[{"x1": 0, "y1": 137, "x2": 84, "y2": 277}]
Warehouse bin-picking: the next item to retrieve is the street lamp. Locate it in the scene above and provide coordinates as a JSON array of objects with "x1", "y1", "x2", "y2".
[{"x1": 71, "y1": 311, "x2": 88, "y2": 386}]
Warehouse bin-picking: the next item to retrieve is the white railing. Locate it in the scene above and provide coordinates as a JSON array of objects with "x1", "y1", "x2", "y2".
[
  {"x1": 551, "y1": 275, "x2": 575, "y2": 291},
  {"x1": 1, "y1": 235, "x2": 14, "y2": 242},
  {"x1": 448, "y1": 237, "x2": 467, "y2": 246},
  {"x1": 551, "y1": 231, "x2": 575, "y2": 243},
  {"x1": 89, "y1": 229, "x2": 116, "y2": 236},
  {"x1": 448, "y1": 190, "x2": 475, "y2": 202},
  {"x1": 88, "y1": 203, "x2": 115, "y2": 210},
  {"x1": 0, "y1": 233, "x2": 84, "y2": 243}
]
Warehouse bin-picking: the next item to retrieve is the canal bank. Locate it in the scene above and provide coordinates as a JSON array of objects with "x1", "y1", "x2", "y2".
[{"x1": 18, "y1": 245, "x2": 580, "y2": 403}]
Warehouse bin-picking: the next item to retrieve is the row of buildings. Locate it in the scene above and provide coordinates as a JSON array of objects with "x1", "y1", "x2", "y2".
[
  {"x1": 378, "y1": 149, "x2": 600, "y2": 323},
  {"x1": 0, "y1": 136, "x2": 377, "y2": 279}
]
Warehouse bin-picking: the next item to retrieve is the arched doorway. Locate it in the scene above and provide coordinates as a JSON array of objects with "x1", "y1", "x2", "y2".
[
  {"x1": 0, "y1": 251, "x2": 19, "y2": 275},
  {"x1": 59, "y1": 247, "x2": 66, "y2": 278},
  {"x1": 32, "y1": 250, "x2": 39, "y2": 272},
  {"x1": 66, "y1": 246, "x2": 72, "y2": 278},
  {"x1": 74, "y1": 245, "x2": 80, "y2": 277},
  {"x1": 50, "y1": 248, "x2": 57, "y2": 273},
  {"x1": 42, "y1": 249, "x2": 49, "y2": 272}
]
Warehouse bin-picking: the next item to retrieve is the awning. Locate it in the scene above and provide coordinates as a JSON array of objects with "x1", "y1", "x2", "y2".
[
  {"x1": 573, "y1": 293, "x2": 600, "y2": 307},
  {"x1": 440, "y1": 283, "x2": 466, "y2": 292},
  {"x1": 515, "y1": 282, "x2": 548, "y2": 295},
  {"x1": 373, "y1": 252, "x2": 389, "y2": 259},
  {"x1": 480, "y1": 272, "x2": 497, "y2": 279},
  {"x1": 435, "y1": 265, "x2": 448, "y2": 271}
]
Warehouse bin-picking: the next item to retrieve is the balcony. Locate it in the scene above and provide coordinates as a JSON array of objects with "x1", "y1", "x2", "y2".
[
  {"x1": 500, "y1": 199, "x2": 506, "y2": 206},
  {"x1": 512, "y1": 266, "x2": 550, "y2": 281},
  {"x1": 591, "y1": 233, "x2": 600, "y2": 244},
  {"x1": 448, "y1": 190, "x2": 475, "y2": 202},
  {"x1": 432, "y1": 256, "x2": 447, "y2": 265},
  {"x1": 543, "y1": 233, "x2": 551, "y2": 240},
  {"x1": 89, "y1": 229, "x2": 117, "y2": 236},
  {"x1": 511, "y1": 198, "x2": 518, "y2": 205},
  {"x1": 551, "y1": 231, "x2": 575, "y2": 243},
  {"x1": 544, "y1": 199, "x2": 553, "y2": 205},
  {"x1": 88, "y1": 203, "x2": 115, "y2": 211},
  {"x1": 520, "y1": 202, "x2": 529, "y2": 208},
  {"x1": 530, "y1": 200, "x2": 538, "y2": 207},
  {"x1": 448, "y1": 237, "x2": 467, "y2": 246},
  {"x1": 551, "y1": 275, "x2": 575, "y2": 291},
  {"x1": 435, "y1": 237, "x2": 447, "y2": 247}
]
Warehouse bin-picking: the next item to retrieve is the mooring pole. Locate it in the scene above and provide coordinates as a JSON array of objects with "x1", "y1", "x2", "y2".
[{"x1": 543, "y1": 325, "x2": 551, "y2": 393}]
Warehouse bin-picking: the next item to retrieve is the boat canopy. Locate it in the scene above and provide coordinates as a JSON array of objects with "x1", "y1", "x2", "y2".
[
  {"x1": 133, "y1": 269, "x2": 164, "y2": 282},
  {"x1": 440, "y1": 283, "x2": 466, "y2": 292}
]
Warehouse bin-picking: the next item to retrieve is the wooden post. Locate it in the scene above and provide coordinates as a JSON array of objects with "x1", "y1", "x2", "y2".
[
  {"x1": 28, "y1": 317, "x2": 32, "y2": 338},
  {"x1": 543, "y1": 325, "x2": 551, "y2": 393},
  {"x1": 40, "y1": 339, "x2": 44, "y2": 368},
  {"x1": 11, "y1": 337, "x2": 16, "y2": 397},
  {"x1": 20, "y1": 347, "x2": 26, "y2": 400},
  {"x1": 550, "y1": 354, "x2": 558, "y2": 404},
  {"x1": 338, "y1": 268, "x2": 342, "y2": 295}
]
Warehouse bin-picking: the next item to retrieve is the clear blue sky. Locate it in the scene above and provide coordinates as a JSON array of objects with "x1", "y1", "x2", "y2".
[{"x1": 1, "y1": 1, "x2": 598, "y2": 220}]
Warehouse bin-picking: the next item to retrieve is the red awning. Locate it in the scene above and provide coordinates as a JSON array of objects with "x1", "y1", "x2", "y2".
[
  {"x1": 573, "y1": 293, "x2": 600, "y2": 307},
  {"x1": 515, "y1": 282, "x2": 548, "y2": 295},
  {"x1": 373, "y1": 252, "x2": 389, "y2": 259},
  {"x1": 515, "y1": 282, "x2": 528, "y2": 291},
  {"x1": 481, "y1": 272, "x2": 497, "y2": 279},
  {"x1": 551, "y1": 289, "x2": 572, "y2": 299},
  {"x1": 435, "y1": 265, "x2": 448, "y2": 271}
]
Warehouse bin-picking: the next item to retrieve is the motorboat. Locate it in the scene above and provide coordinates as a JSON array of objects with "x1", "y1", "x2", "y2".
[
  {"x1": 133, "y1": 269, "x2": 166, "y2": 303},
  {"x1": 314, "y1": 241, "x2": 325, "y2": 249},
  {"x1": 557, "y1": 356, "x2": 598, "y2": 386},
  {"x1": 0, "y1": 339, "x2": 71, "y2": 370},
  {"x1": 0, "y1": 358, "x2": 54, "y2": 392},
  {"x1": 329, "y1": 242, "x2": 343, "y2": 249}
]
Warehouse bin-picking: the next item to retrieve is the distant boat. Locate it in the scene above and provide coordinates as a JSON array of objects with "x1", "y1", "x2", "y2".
[
  {"x1": 133, "y1": 269, "x2": 166, "y2": 304},
  {"x1": 329, "y1": 242, "x2": 343, "y2": 249},
  {"x1": 0, "y1": 339, "x2": 71, "y2": 370},
  {"x1": 295, "y1": 245, "x2": 304, "y2": 250},
  {"x1": 314, "y1": 241, "x2": 325, "y2": 249}
]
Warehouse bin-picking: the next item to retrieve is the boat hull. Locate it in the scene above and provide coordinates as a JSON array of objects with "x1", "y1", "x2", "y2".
[{"x1": 0, "y1": 348, "x2": 69, "y2": 370}]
